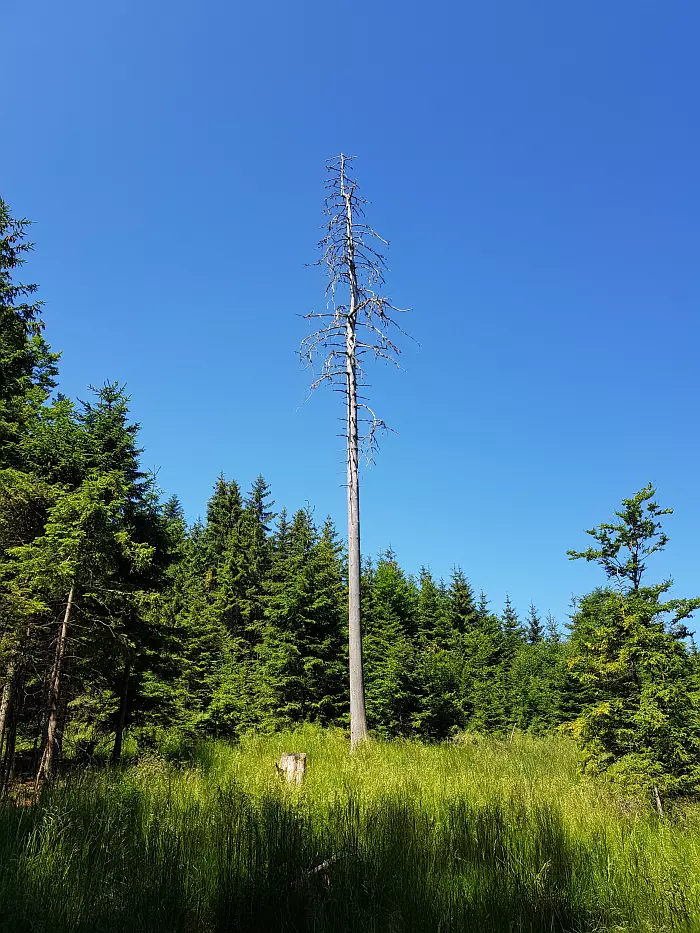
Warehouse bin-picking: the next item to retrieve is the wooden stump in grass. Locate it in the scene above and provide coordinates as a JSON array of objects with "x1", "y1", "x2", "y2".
[{"x1": 277, "y1": 752, "x2": 306, "y2": 784}]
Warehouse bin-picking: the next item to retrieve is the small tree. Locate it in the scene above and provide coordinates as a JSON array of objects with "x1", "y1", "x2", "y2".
[
  {"x1": 526, "y1": 603, "x2": 544, "y2": 644},
  {"x1": 567, "y1": 484, "x2": 671, "y2": 591},
  {"x1": 568, "y1": 486, "x2": 700, "y2": 800},
  {"x1": 301, "y1": 155, "x2": 408, "y2": 749}
]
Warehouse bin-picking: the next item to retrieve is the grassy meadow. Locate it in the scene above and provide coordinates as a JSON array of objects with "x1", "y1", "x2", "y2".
[{"x1": 1, "y1": 727, "x2": 699, "y2": 933}]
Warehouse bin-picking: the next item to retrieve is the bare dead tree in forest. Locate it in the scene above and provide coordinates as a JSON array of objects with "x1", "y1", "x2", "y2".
[{"x1": 301, "y1": 154, "x2": 408, "y2": 749}]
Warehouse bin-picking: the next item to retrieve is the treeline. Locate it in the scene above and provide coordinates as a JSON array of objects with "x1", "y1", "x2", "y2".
[
  {"x1": 2, "y1": 197, "x2": 700, "y2": 800},
  {"x1": 0, "y1": 196, "x2": 572, "y2": 782}
]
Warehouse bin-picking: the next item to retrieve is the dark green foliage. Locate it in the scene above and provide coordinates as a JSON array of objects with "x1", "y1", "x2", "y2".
[
  {"x1": 501, "y1": 594, "x2": 524, "y2": 656},
  {"x1": 509, "y1": 636, "x2": 568, "y2": 734},
  {"x1": 0, "y1": 193, "x2": 587, "y2": 761},
  {"x1": 0, "y1": 199, "x2": 59, "y2": 468},
  {"x1": 447, "y1": 568, "x2": 478, "y2": 637},
  {"x1": 257, "y1": 511, "x2": 346, "y2": 729},
  {"x1": 3, "y1": 194, "x2": 699, "y2": 813},
  {"x1": 363, "y1": 552, "x2": 421, "y2": 736},
  {"x1": 568, "y1": 586, "x2": 700, "y2": 795},
  {"x1": 461, "y1": 605, "x2": 510, "y2": 733},
  {"x1": 568, "y1": 487, "x2": 700, "y2": 796},
  {"x1": 412, "y1": 570, "x2": 463, "y2": 739},
  {"x1": 527, "y1": 603, "x2": 544, "y2": 644}
]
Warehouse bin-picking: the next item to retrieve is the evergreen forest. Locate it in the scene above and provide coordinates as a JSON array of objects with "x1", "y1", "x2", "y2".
[{"x1": 2, "y1": 194, "x2": 700, "y2": 933}]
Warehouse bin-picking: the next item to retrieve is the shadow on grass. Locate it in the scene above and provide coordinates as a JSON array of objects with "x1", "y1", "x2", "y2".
[{"x1": 0, "y1": 781, "x2": 688, "y2": 932}]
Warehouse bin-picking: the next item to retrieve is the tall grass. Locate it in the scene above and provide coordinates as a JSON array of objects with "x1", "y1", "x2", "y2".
[{"x1": 1, "y1": 727, "x2": 699, "y2": 932}]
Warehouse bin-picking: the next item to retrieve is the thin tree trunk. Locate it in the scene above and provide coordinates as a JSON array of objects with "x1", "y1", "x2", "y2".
[
  {"x1": 1, "y1": 712, "x2": 17, "y2": 792},
  {"x1": 0, "y1": 659, "x2": 17, "y2": 790},
  {"x1": 342, "y1": 160, "x2": 368, "y2": 750},
  {"x1": 37, "y1": 585, "x2": 74, "y2": 784},
  {"x1": 112, "y1": 654, "x2": 131, "y2": 765},
  {"x1": 653, "y1": 785, "x2": 665, "y2": 819},
  {"x1": 0, "y1": 657, "x2": 16, "y2": 766}
]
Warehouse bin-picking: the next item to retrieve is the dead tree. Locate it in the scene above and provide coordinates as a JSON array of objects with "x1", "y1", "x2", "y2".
[
  {"x1": 301, "y1": 154, "x2": 408, "y2": 750},
  {"x1": 276, "y1": 752, "x2": 307, "y2": 784}
]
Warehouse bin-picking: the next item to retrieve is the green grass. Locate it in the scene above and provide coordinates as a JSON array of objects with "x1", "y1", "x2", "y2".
[{"x1": 1, "y1": 726, "x2": 699, "y2": 932}]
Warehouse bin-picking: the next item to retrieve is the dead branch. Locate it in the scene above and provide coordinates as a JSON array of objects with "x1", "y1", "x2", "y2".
[{"x1": 300, "y1": 154, "x2": 410, "y2": 750}]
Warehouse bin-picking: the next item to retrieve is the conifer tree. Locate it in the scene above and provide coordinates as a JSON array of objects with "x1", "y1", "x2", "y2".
[
  {"x1": 257, "y1": 508, "x2": 315, "y2": 728},
  {"x1": 508, "y1": 635, "x2": 567, "y2": 733},
  {"x1": 169, "y1": 520, "x2": 229, "y2": 727},
  {"x1": 0, "y1": 198, "x2": 59, "y2": 467},
  {"x1": 460, "y1": 595, "x2": 510, "y2": 734},
  {"x1": 76, "y1": 384, "x2": 169, "y2": 763},
  {"x1": 526, "y1": 603, "x2": 544, "y2": 644},
  {"x1": 545, "y1": 612, "x2": 560, "y2": 644},
  {"x1": 257, "y1": 510, "x2": 346, "y2": 730},
  {"x1": 363, "y1": 552, "x2": 419, "y2": 736},
  {"x1": 203, "y1": 476, "x2": 276, "y2": 735},
  {"x1": 501, "y1": 595, "x2": 523, "y2": 650},
  {"x1": 204, "y1": 475, "x2": 244, "y2": 560},
  {"x1": 6, "y1": 471, "x2": 155, "y2": 779},
  {"x1": 414, "y1": 568, "x2": 463, "y2": 739},
  {"x1": 0, "y1": 199, "x2": 62, "y2": 777},
  {"x1": 447, "y1": 569, "x2": 478, "y2": 639},
  {"x1": 415, "y1": 568, "x2": 444, "y2": 643},
  {"x1": 568, "y1": 486, "x2": 700, "y2": 798}
]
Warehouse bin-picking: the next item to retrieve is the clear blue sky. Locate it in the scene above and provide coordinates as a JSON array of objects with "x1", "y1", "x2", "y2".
[{"x1": 5, "y1": 0, "x2": 699, "y2": 629}]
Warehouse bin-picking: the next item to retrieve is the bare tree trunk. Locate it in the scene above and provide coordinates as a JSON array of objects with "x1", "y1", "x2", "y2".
[
  {"x1": 112, "y1": 654, "x2": 131, "y2": 765},
  {"x1": 0, "y1": 659, "x2": 17, "y2": 790},
  {"x1": 37, "y1": 585, "x2": 74, "y2": 784},
  {"x1": 653, "y1": 785, "x2": 665, "y2": 819},
  {"x1": 301, "y1": 154, "x2": 408, "y2": 752},
  {"x1": 0, "y1": 658, "x2": 16, "y2": 766},
  {"x1": 1, "y1": 711, "x2": 17, "y2": 792},
  {"x1": 342, "y1": 164, "x2": 368, "y2": 750}
]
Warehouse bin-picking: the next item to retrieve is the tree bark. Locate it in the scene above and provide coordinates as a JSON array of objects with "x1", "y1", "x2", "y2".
[
  {"x1": 1, "y1": 710, "x2": 17, "y2": 791},
  {"x1": 0, "y1": 657, "x2": 16, "y2": 767},
  {"x1": 0, "y1": 659, "x2": 18, "y2": 789},
  {"x1": 342, "y1": 160, "x2": 368, "y2": 750},
  {"x1": 653, "y1": 785, "x2": 665, "y2": 819},
  {"x1": 37, "y1": 584, "x2": 74, "y2": 784},
  {"x1": 276, "y1": 752, "x2": 307, "y2": 784},
  {"x1": 111, "y1": 654, "x2": 131, "y2": 765}
]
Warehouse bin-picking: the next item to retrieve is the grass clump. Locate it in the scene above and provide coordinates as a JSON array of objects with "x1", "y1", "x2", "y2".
[{"x1": 1, "y1": 726, "x2": 699, "y2": 932}]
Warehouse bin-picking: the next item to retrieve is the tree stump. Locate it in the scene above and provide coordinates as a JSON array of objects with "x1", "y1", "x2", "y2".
[{"x1": 277, "y1": 752, "x2": 306, "y2": 784}]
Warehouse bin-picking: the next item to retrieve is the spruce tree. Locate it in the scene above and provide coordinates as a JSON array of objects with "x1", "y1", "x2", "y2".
[
  {"x1": 459, "y1": 593, "x2": 510, "y2": 734},
  {"x1": 448, "y1": 568, "x2": 478, "y2": 637},
  {"x1": 257, "y1": 511, "x2": 346, "y2": 730},
  {"x1": 363, "y1": 551, "x2": 420, "y2": 736},
  {"x1": 526, "y1": 603, "x2": 544, "y2": 644},
  {"x1": 202, "y1": 474, "x2": 243, "y2": 586},
  {"x1": 257, "y1": 508, "x2": 315, "y2": 729},
  {"x1": 414, "y1": 568, "x2": 463, "y2": 739},
  {"x1": 568, "y1": 486, "x2": 700, "y2": 797},
  {"x1": 501, "y1": 595, "x2": 524, "y2": 650},
  {"x1": 0, "y1": 199, "x2": 59, "y2": 468},
  {"x1": 204, "y1": 476, "x2": 275, "y2": 735}
]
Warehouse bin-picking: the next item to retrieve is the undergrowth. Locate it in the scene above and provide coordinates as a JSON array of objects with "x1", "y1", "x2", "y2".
[{"x1": 1, "y1": 727, "x2": 699, "y2": 932}]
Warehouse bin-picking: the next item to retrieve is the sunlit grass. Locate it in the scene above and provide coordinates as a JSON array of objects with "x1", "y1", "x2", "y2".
[{"x1": 1, "y1": 726, "x2": 699, "y2": 932}]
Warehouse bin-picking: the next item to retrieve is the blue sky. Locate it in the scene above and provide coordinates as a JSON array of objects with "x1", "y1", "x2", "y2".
[{"x1": 4, "y1": 0, "x2": 699, "y2": 628}]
